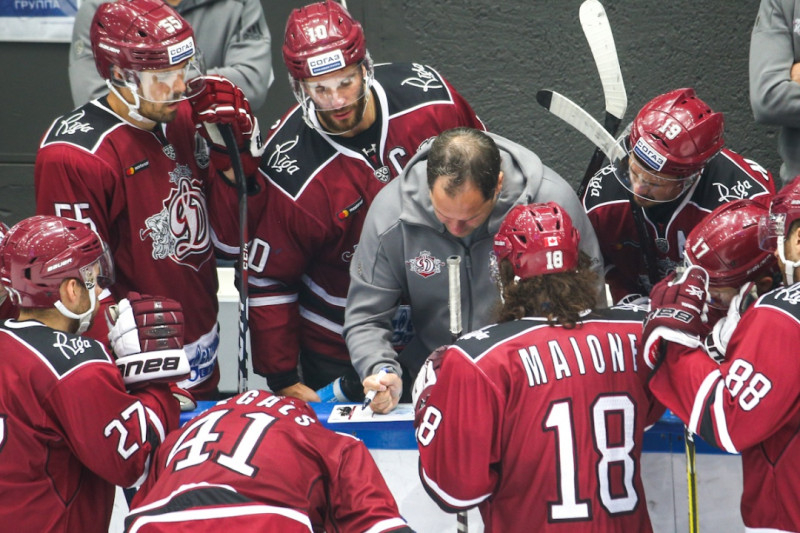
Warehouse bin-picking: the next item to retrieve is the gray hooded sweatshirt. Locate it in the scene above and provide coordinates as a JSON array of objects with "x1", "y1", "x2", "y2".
[{"x1": 344, "y1": 132, "x2": 604, "y2": 382}]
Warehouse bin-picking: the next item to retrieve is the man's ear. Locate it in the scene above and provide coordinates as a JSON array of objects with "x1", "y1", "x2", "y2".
[{"x1": 58, "y1": 278, "x2": 83, "y2": 307}]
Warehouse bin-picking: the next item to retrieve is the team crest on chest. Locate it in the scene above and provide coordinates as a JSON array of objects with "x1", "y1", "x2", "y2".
[
  {"x1": 140, "y1": 164, "x2": 211, "y2": 271},
  {"x1": 406, "y1": 250, "x2": 444, "y2": 278}
]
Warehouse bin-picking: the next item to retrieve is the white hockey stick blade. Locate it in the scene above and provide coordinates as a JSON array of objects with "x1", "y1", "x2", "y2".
[
  {"x1": 536, "y1": 89, "x2": 625, "y2": 162},
  {"x1": 580, "y1": 0, "x2": 627, "y2": 119}
]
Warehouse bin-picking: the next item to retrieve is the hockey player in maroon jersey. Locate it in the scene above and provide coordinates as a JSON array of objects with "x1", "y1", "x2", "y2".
[
  {"x1": 205, "y1": 0, "x2": 486, "y2": 402},
  {"x1": 644, "y1": 182, "x2": 800, "y2": 532},
  {"x1": 33, "y1": 0, "x2": 247, "y2": 399},
  {"x1": 412, "y1": 203, "x2": 662, "y2": 532},
  {"x1": 0, "y1": 216, "x2": 184, "y2": 533},
  {"x1": 583, "y1": 88, "x2": 775, "y2": 305},
  {"x1": 125, "y1": 389, "x2": 414, "y2": 533}
]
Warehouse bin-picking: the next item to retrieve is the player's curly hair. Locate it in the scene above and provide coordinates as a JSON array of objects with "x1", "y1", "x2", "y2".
[{"x1": 496, "y1": 252, "x2": 599, "y2": 328}]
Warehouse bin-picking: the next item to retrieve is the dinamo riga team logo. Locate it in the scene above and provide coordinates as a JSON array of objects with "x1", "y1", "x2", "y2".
[
  {"x1": 406, "y1": 250, "x2": 443, "y2": 278},
  {"x1": 140, "y1": 164, "x2": 211, "y2": 271}
]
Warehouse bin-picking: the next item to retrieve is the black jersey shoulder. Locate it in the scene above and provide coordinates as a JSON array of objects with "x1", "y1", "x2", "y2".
[
  {"x1": 40, "y1": 100, "x2": 125, "y2": 154},
  {"x1": 582, "y1": 164, "x2": 629, "y2": 211},
  {"x1": 3, "y1": 322, "x2": 110, "y2": 378},
  {"x1": 755, "y1": 285, "x2": 800, "y2": 322},
  {"x1": 454, "y1": 319, "x2": 549, "y2": 359},
  {"x1": 454, "y1": 306, "x2": 645, "y2": 360},
  {"x1": 259, "y1": 106, "x2": 337, "y2": 200},
  {"x1": 373, "y1": 62, "x2": 457, "y2": 115},
  {"x1": 690, "y1": 149, "x2": 772, "y2": 209},
  {"x1": 590, "y1": 304, "x2": 648, "y2": 322}
]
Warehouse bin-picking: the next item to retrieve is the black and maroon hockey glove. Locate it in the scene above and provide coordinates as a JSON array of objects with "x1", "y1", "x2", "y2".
[
  {"x1": 642, "y1": 266, "x2": 710, "y2": 368},
  {"x1": 189, "y1": 75, "x2": 264, "y2": 177},
  {"x1": 107, "y1": 292, "x2": 190, "y2": 387}
]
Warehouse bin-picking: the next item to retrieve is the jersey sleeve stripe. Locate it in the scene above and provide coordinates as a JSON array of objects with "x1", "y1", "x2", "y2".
[
  {"x1": 250, "y1": 294, "x2": 298, "y2": 306},
  {"x1": 419, "y1": 466, "x2": 492, "y2": 509},
  {"x1": 711, "y1": 381, "x2": 739, "y2": 454},
  {"x1": 299, "y1": 307, "x2": 343, "y2": 335},
  {"x1": 689, "y1": 369, "x2": 722, "y2": 433},
  {"x1": 128, "y1": 504, "x2": 314, "y2": 533},
  {"x1": 363, "y1": 518, "x2": 412, "y2": 533}
]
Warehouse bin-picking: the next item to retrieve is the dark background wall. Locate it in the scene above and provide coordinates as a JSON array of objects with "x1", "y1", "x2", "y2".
[{"x1": 0, "y1": 0, "x2": 778, "y2": 226}]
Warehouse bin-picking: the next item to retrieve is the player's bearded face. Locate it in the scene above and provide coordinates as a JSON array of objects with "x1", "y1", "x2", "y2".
[{"x1": 304, "y1": 64, "x2": 369, "y2": 134}]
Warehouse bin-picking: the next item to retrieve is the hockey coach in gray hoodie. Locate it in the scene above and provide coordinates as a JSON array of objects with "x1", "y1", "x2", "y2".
[{"x1": 344, "y1": 127, "x2": 604, "y2": 413}]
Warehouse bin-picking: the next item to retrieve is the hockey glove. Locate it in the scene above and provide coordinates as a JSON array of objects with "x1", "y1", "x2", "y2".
[
  {"x1": 642, "y1": 266, "x2": 710, "y2": 369},
  {"x1": 107, "y1": 292, "x2": 190, "y2": 387},
  {"x1": 169, "y1": 383, "x2": 197, "y2": 412},
  {"x1": 189, "y1": 75, "x2": 264, "y2": 177},
  {"x1": 703, "y1": 282, "x2": 758, "y2": 364}
]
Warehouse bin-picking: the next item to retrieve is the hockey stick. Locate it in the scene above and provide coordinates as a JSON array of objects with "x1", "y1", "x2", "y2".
[
  {"x1": 685, "y1": 426, "x2": 699, "y2": 532},
  {"x1": 578, "y1": 0, "x2": 627, "y2": 197},
  {"x1": 536, "y1": 89, "x2": 624, "y2": 163},
  {"x1": 446, "y1": 255, "x2": 468, "y2": 533},
  {"x1": 220, "y1": 124, "x2": 250, "y2": 394}
]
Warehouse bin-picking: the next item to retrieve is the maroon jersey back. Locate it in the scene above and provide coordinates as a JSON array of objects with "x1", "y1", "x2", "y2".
[
  {"x1": 0, "y1": 320, "x2": 178, "y2": 533},
  {"x1": 130, "y1": 390, "x2": 412, "y2": 533},
  {"x1": 414, "y1": 306, "x2": 662, "y2": 532}
]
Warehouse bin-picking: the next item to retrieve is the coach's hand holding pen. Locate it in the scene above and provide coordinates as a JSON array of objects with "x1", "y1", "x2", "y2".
[{"x1": 362, "y1": 366, "x2": 401, "y2": 414}]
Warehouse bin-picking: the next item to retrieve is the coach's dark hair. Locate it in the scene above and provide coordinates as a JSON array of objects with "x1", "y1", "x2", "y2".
[
  {"x1": 426, "y1": 127, "x2": 501, "y2": 200},
  {"x1": 495, "y1": 252, "x2": 599, "y2": 328}
]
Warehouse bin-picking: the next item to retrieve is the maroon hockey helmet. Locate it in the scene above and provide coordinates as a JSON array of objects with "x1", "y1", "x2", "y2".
[
  {"x1": 282, "y1": 0, "x2": 367, "y2": 80},
  {"x1": 0, "y1": 216, "x2": 114, "y2": 309},
  {"x1": 90, "y1": 0, "x2": 198, "y2": 80},
  {"x1": 684, "y1": 198, "x2": 777, "y2": 288},
  {"x1": 493, "y1": 202, "x2": 581, "y2": 279},
  {"x1": 629, "y1": 88, "x2": 725, "y2": 178}
]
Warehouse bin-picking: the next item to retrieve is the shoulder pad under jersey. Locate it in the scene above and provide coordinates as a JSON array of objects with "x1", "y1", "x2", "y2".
[
  {"x1": 3, "y1": 322, "x2": 110, "y2": 379},
  {"x1": 40, "y1": 101, "x2": 125, "y2": 154},
  {"x1": 373, "y1": 62, "x2": 457, "y2": 115}
]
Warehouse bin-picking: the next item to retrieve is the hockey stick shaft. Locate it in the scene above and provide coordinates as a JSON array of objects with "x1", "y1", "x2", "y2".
[
  {"x1": 446, "y1": 255, "x2": 468, "y2": 533},
  {"x1": 578, "y1": 0, "x2": 627, "y2": 196},
  {"x1": 220, "y1": 124, "x2": 250, "y2": 394},
  {"x1": 685, "y1": 426, "x2": 699, "y2": 533}
]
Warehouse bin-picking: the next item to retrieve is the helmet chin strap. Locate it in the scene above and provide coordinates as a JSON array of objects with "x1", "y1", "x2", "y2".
[
  {"x1": 106, "y1": 80, "x2": 156, "y2": 127},
  {"x1": 777, "y1": 236, "x2": 800, "y2": 285},
  {"x1": 54, "y1": 287, "x2": 97, "y2": 335}
]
